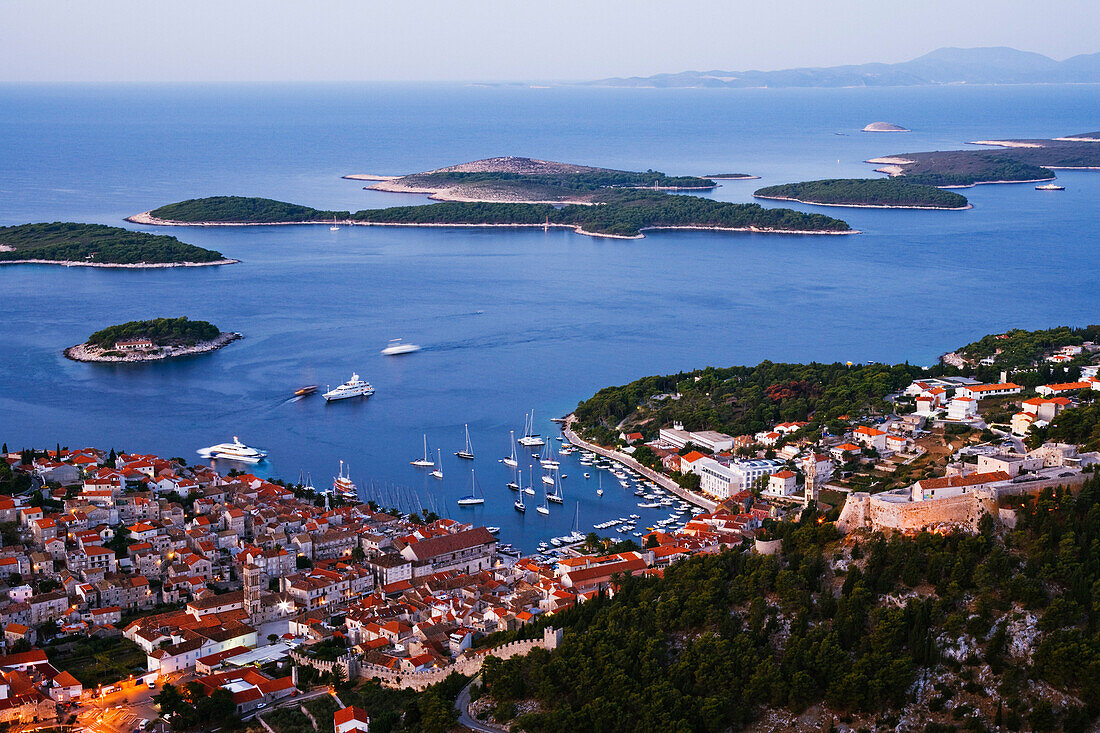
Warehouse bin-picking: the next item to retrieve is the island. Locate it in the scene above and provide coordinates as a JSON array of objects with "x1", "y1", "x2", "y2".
[
  {"x1": 0, "y1": 222, "x2": 235, "y2": 267},
  {"x1": 128, "y1": 196, "x2": 349, "y2": 226},
  {"x1": 753, "y1": 178, "x2": 970, "y2": 209},
  {"x1": 349, "y1": 157, "x2": 720, "y2": 204},
  {"x1": 862, "y1": 121, "x2": 910, "y2": 132},
  {"x1": 134, "y1": 191, "x2": 854, "y2": 238},
  {"x1": 867, "y1": 131, "x2": 1100, "y2": 187},
  {"x1": 64, "y1": 317, "x2": 240, "y2": 363}
]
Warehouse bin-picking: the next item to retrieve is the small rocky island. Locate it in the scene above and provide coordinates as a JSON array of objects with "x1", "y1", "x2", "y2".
[
  {"x1": 65, "y1": 317, "x2": 240, "y2": 363},
  {"x1": 862, "y1": 121, "x2": 910, "y2": 132},
  {"x1": 0, "y1": 222, "x2": 234, "y2": 267}
]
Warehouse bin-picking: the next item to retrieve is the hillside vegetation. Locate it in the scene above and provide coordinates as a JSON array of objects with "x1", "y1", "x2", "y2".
[
  {"x1": 87, "y1": 317, "x2": 222, "y2": 348},
  {"x1": 149, "y1": 196, "x2": 349, "y2": 223},
  {"x1": 479, "y1": 481, "x2": 1100, "y2": 731},
  {"x1": 754, "y1": 178, "x2": 969, "y2": 209},
  {"x1": 955, "y1": 325, "x2": 1100, "y2": 370},
  {"x1": 144, "y1": 192, "x2": 852, "y2": 237},
  {"x1": 0, "y1": 222, "x2": 225, "y2": 264},
  {"x1": 574, "y1": 361, "x2": 923, "y2": 444}
]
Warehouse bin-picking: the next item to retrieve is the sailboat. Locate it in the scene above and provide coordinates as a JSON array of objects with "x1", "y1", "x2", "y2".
[
  {"x1": 457, "y1": 468, "x2": 485, "y2": 506},
  {"x1": 540, "y1": 441, "x2": 559, "y2": 469},
  {"x1": 596, "y1": 472, "x2": 604, "y2": 497},
  {"x1": 330, "y1": 215, "x2": 340, "y2": 231},
  {"x1": 546, "y1": 471, "x2": 564, "y2": 504},
  {"x1": 517, "y1": 410, "x2": 545, "y2": 447},
  {"x1": 536, "y1": 491, "x2": 550, "y2": 515},
  {"x1": 541, "y1": 467, "x2": 556, "y2": 486},
  {"x1": 506, "y1": 463, "x2": 520, "y2": 491},
  {"x1": 524, "y1": 467, "x2": 536, "y2": 495},
  {"x1": 514, "y1": 488, "x2": 526, "y2": 513},
  {"x1": 410, "y1": 435, "x2": 434, "y2": 467},
  {"x1": 569, "y1": 502, "x2": 584, "y2": 542},
  {"x1": 455, "y1": 424, "x2": 474, "y2": 460},
  {"x1": 430, "y1": 449, "x2": 444, "y2": 480},
  {"x1": 502, "y1": 431, "x2": 518, "y2": 467}
]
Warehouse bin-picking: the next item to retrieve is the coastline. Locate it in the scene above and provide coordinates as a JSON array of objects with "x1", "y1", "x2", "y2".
[
  {"x1": 703, "y1": 175, "x2": 761, "y2": 181},
  {"x1": 0, "y1": 257, "x2": 238, "y2": 268},
  {"x1": 129, "y1": 215, "x2": 858, "y2": 238},
  {"x1": 753, "y1": 194, "x2": 972, "y2": 211},
  {"x1": 64, "y1": 332, "x2": 242, "y2": 363}
]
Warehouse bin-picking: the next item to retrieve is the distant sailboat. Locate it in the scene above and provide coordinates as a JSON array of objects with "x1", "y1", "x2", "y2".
[
  {"x1": 536, "y1": 491, "x2": 550, "y2": 515},
  {"x1": 411, "y1": 435, "x2": 434, "y2": 467},
  {"x1": 518, "y1": 410, "x2": 545, "y2": 447},
  {"x1": 330, "y1": 215, "x2": 340, "y2": 231},
  {"x1": 457, "y1": 468, "x2": 485, "y2": 506},
  {"x1": 502, "y1": 431, "x2": 518, "y2": 467},
  {"x1": 430, "y1": 449, "x2": 444, "y2": 480},
  {"x1": 455, "y1": 424, "x2": 474, "y2": 460},
  {"x1": 514, "y1": 487, "x2": 526, "y2": 513},
  {"x1": 524, "y1": 467, "x2": 536, "y2": 495},
  {"x1": 547, "y1": 471, "x2": 564, "y2": 504},
  {"x1": 596, "y1": 472, "x2": 604, "y2": 497}
]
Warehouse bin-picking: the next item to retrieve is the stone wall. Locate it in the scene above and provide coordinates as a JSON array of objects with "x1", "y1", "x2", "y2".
[{"x1": 356, "y1": 627, "x2": 562, "y2": 691}]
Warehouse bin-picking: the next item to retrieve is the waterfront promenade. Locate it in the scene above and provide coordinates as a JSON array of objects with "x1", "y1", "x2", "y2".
[{"x1": 562, "y1": 417, "x2": 718, "y2": 512}]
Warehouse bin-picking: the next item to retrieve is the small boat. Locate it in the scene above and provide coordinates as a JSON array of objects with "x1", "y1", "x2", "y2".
[
  {"x1": 539, "y1": 442, "x2": 559, "y2": 469},
  {"x1": 514, "y1": 494, "x2": 526, "y2": 513},
  {"x1": 294, "y1": 385, "x2": 318, "y2": 397},
  {"x1": 546, "y1": 471, "x2": 564, "y2": 504},
  {"x1": 487, "y1": 526, "x2": 500, "y2": 534},
  {"x1": 536, "y1": 494, "x2": 550, "y2": 515},
  {"x1": 502, "y1": 431, "x2": 519, "y2": 467},
  {"x1": 330, "y1": 215, "x2": 340, "y2": 231},
  {"x1": 457, "y1": 468, "x2": 485, "y2": 506},
  {"x1": 584, "y1": 473, "x2": 591, "y2": 479},
  {"x1": 507, "y1": 481, "x2": 520, "y2": 491},
  {"x1": 411, "y1": 435, "x2": 435, "y2": 467},
  {"x1": 541, "y1": 474, "x2": 555, "y2": 486},
  {"x1": 198, "y1": 436, "x2": 266, "y2": 464},
  {"x1": 430, "y1": 449, "x2": 444, "y2": 480},
  {"x1": 455, "y1": 424, "x2": 475, "y2": 460},
  {"x1": 518, "y1": 410, "x2": 545, "y2": 447},
  {"x1": 323, "y1": 373, "x2": 374, "y2": 401},
  {"x1": 1036, "y1": 183, "x2": 1065, "y2": 191},
  {"x1": 381, "y1": 338, "x2": 421, "y2": 355},
  {"x1": 596, "y1": 473, "x2": 603, "y2": 497}
]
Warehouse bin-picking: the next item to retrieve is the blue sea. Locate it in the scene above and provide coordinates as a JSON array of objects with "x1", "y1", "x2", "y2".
[{"x1": 1, "y1": 82, "x2": 1098, "y2": 550}]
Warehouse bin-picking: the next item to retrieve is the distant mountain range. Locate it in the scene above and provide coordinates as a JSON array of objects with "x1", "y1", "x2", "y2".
[{"x1": 588, "y1": 47, "x2": 1100, "y2": 88}]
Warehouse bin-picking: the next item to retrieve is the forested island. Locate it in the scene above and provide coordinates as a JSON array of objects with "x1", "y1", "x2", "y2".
[
  {"x1": 136, "y1": 196, "x2": 349, "y2": 225},
  {"x1": 753, "y1": 178, "x2": 970, "y2": 209},
  {"x1": 352, "y1": 157, "x2": 720, "y2": 203},
  {"x1": 65, "y1": 317, "x2": 240, "y2": 363},
  {"x1": 135, "y1": 191, "x2": 853, "y2": 238},
  {"x1": 869, "y1": 132, "x2": 1100, "y2": 187},
  {"x1": 0, "y1": 222, "x2": 233, "y2": 267}
]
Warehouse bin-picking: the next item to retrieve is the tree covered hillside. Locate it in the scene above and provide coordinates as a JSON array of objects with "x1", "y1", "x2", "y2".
[
  {"x1": 87, "y1": 317, "x2": 222, "y2": 348},
  {"x1": 0, "y1": 222, "x2": 225, "y2": 264},
  {"x1": 478, "y1": 481, "x2": 1100, "y2": 731},
  {"x1": 754, "y1": 178, "x2": 970, "y2": 208}
]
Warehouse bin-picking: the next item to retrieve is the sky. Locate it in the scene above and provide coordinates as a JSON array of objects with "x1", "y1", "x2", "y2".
[{"x1": 1, "y1": 0, "x2": 1097, "y2": 82}]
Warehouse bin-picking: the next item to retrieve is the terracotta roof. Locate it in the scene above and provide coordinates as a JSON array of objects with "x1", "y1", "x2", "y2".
[{"x1": 917, "y1": 471, "x2": 1011, "y2": 491}]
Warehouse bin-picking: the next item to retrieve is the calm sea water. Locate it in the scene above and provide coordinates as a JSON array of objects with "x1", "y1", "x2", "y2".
[{"x1": 1, "y1": 83, "x2": 1098, "y2": 549}]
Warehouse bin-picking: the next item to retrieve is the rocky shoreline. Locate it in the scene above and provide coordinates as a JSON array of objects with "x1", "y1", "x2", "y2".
[
  {"x1": 64, "y1": 332, "x2": 242, "y2": 363},
  {"x1": 0, "y1": 255, "x2": 238, "y2": 268}
]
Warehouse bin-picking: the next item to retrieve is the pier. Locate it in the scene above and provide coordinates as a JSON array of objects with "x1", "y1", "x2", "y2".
[{"x1": 562, "y1": 416, "x2": 718, "y2": 512}]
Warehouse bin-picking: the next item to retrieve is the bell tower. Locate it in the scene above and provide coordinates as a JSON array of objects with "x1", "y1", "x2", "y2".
[
  {"x1": 803, "y1": 455, "x2": 818, "y2": 507},
  {"x1": 243, "y1": 562, "x2": 263, "y2": 622}
]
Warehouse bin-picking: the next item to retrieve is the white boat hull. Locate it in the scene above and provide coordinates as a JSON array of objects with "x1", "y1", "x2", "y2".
[{"x1": 457, "y1": 497, "x2": 484, "y2": 506}]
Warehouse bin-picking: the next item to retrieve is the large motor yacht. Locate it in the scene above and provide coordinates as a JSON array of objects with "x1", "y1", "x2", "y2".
[
  {"x1": 323, "y1": 373, "x2": 375, "y2": 401},
  {"x1": 197, "y1": 436, "x2": 266, "y2": 464}
]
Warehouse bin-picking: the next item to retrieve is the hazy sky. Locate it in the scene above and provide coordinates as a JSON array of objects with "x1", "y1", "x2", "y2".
[{"x1": 2, "y1": 0, "x2": 1097, "y2": 82}]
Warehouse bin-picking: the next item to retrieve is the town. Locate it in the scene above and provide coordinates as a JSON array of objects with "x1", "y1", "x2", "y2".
[{"x1": 1, "y1": 334, "x2": 1099, "y2": 731}]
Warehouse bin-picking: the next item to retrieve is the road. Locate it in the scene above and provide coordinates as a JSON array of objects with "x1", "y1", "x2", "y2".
[{"x1": 454, "y1": 678, "x2": 503, "y2": 733}]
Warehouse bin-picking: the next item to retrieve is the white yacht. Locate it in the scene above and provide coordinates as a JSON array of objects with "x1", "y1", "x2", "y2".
[
  {"x1": 502, "y1": 431, "x2": 519, "y2": 467},
  {"x1": 323, "y1": 373, "x2": 374, "y2": 401},
  {"x1": 411, "y1": 435, "x2": 435, "y2": 467},
  {"x1": 330, "y1": 215, "x2": 341, "y2": 231},
  {"x1": 197, "y1": 436, "x2": 266, "y2": 463},
  {"x1": 455, "y1": 424, "x2": 474, "y2": 460},
  {"x1": 430, "y1": 449, "x2": 444, "y2": 480},
  {"x1": 517, "y1": 410, "x2": 545, "y2": 447},
  {"x1": 333, "y1": 460, "x2": 357, "y2": 499},
  {"x1": 457, "y1": 469, "x2": 485, "y2": 506},
  {"x1": 381, "y1": 338, "x2": 421, "y2": 356}
]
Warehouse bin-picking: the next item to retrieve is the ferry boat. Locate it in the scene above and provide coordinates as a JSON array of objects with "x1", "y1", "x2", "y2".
[
  {"x1": 381, "y1": 338, "x2": 421, "y2": 355},
  {"x1": 333, "y1": 460, "x2": 358, "y2": 499},
  {"x1": 294, "y1": 385, "x2": 318, "y2": 397},
  {"x1": 323, "y1": 373, "x2": 374, "y2": 401},
  {"x1": 1035, "y1": 183, "x2": 1065, "y2": 191},
  {"x1": 197, "y1": 436, "x2": 266, "y2": 463}
]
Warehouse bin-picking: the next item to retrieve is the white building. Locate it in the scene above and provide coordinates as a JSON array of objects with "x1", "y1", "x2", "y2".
[
  {"x1": 658, "y1": 424, "x2": 734, "y2": 453},
  {"x1": 696, "y1": 457, "x2": 784, "y2": 499},
  {"x1": 947, "y1": 397, "x2": 978, "y2": 421},
  {"x1": 764, "y1": 470, "x2": 798, "y2": 497},
  {"x1": 956, "y1": 383, "x2": 1023, "y2": 400}
]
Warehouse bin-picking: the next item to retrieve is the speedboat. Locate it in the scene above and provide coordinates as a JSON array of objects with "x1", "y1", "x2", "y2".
[
  {"x1": 381, "y1": 338, "x2": 421, "y2": 355},
  {"x1": 1035, "y1": 183, "x2": 1065, "y2": 191},
  {"x1": 323, "y1": 373, "x2": 374, "y2": 401},
  {"x1": 294, "y1": 385, "x2": 318, "y2": 397},
  {"x1": 197, "y1": 436, "x2": 266, "y2": 464},
  {"x1": 487, "y1": 526, "x2": 500, "y2": 534}
]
